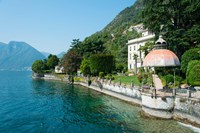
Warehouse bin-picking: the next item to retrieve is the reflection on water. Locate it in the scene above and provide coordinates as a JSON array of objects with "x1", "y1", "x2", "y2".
[{"x1": 0, "y1": 71, "x2": 197, "y2": 132}]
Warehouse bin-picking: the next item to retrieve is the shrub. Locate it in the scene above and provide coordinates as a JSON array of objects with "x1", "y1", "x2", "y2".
[
  {"x1": 137, "y1": 73, "x2": 142, "y2": 83},
  {"x1": 187, "y1": 60, "x2": 200, "y2": 86},
  {"x1": 70, "y1": 76, "x2": 74, "y2": 83},
  {"x1": 137, "y1": 72, "x2": 149, "y2": 85},
  {"x1": 160, "y1": 76, "x2": 167, "y2": 86},
  {"x1": 74, "y1": 77, "x2": 85, "y2": 82},
  {"x1": 89, "y1": 54, "x2": 115, "y2": 75},
  {"x1": 175, "y1": 75, "x2": 183, "y2": 86},
  {"x1": 125, "y1": 71, "x2": 134, "y2": 76},
  {"x1": 43, "y1": 70, "x2": 52, "y2": 73},
  {"x1": 116, "y1": 64, "x2": 124, "y2": 72},
  {"x1": 32, "y1": 60, "x2": 45, "y2": 74},
  {"x1": 99, "y1": 72, "x2": 104, "y2": 79},
  {"x1": 112, "y1": 71, "x2": 117, "y2": 75},
  {"x1": 162, "y1": 74, "x2": 184, "y2": 87},
  {"x1": 80, "y1": 59, "x2": 91, "y2": 76},
  {"x1": 88, "y1": 80, "x2": 92, "y2": 86},
  {"x1": 105, "y1": 74, "x2": 114, "y2": 80},
  {"x1": 164, "y1": 74, "x2": 174, "y2": 84},
  {"x1": 181, "y1": 48, "x2": 200, "y2": 73}
]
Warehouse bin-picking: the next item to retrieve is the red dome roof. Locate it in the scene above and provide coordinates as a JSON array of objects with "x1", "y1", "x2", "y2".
[{"x1": 142, "y1": 49, "x2": 180, "y2": 67}]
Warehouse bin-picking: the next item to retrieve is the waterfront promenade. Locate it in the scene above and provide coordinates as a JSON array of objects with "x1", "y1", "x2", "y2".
[{"x1": 33, "y1": 74, "x2": 200, "y2": 128}]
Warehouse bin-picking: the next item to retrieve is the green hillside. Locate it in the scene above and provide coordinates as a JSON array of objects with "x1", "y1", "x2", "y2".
[
  {"x1": 103, "y1": 0, "x2": 143, "y2": 32},
  {"x1": 69, "y1": 0, "x2": 143, "y2": 71}
]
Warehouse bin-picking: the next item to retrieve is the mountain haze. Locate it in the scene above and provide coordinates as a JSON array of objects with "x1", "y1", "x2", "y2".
[
  {"x1": 0, "y1": 41, "x2": 45, "y2": 70},
  {"x1": 57, "y1": 51, "x2": 66, "y2": 58},
  {"x1": 41, "y1": 51, "x2": 65, "y2": 58},
  {"x1": 41, "y1": 51, "x2": 51, "y2": 58}
]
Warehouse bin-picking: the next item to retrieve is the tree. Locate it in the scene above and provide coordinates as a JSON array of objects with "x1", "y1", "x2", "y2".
[
  {"x1": 133, "y1": 54, "x2": 138, "y2": 74},
  {"x1": 47, "y1": 54, "x2": 59, "y2": 69},
  {"x1": 80, "y1": 59, "x2": 91, "y2": 76},
  {"x1": 70, "y1": 39, "x2": 82, "y2": 54},
  {"x1": 62, "y1": 50, "x2": 82, "y2": 74},
  {"x1": 116, "y1": 44, "x2": 128, "y2": 71},
  {"x1": 181, "y1": 48, "x2": 200, "y2": 73},
  {"x1": 32, "y1": 60, "x2": 45, "y2": 74},
  {"x1": 142, "y1": 0, "x2": 200, "y2": 58},
  {"x1": 89, "y1": 54, "x2": 115, "y2": 75},
  {"x1": 139, "y1": 40, "x2": 154, "y2": 56},
  {"x1": 186, "y1": 60, "x2": 200, "y2": 86},
  {"x1": 116, "y1": 64, "x2": 124, "y2": 72},
  {"x1": 79, "y1": 32, "x2": 107, "y2": 58}
]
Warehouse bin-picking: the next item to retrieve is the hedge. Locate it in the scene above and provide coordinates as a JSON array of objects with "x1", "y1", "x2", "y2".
[
  {"x1": 89, "y1": 54, "x2": 115, "y2": 75},
  {"x1": 187, "y1": 60, "x2": 200, "y2": 86},
  {"x1": 181, "y1": 48, "x2": 200, "y2": 73}
]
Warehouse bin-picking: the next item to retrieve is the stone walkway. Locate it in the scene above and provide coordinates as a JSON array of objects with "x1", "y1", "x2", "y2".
[{"x1": 152, "y1": 74, "x2": 163, "y2": 90}]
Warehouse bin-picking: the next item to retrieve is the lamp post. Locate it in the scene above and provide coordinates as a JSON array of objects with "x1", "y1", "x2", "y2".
[{"x1": 174, "y1": 68, "x2": 176, "y2": 88}]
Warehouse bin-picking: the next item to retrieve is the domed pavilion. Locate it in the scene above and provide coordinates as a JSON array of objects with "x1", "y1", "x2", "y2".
[
  {"x1": 143, "y1": 36, "x2": 180, "y2": 67},
  {"x1": 142, "y1": 36, "x2": 180, "y2": 91}
]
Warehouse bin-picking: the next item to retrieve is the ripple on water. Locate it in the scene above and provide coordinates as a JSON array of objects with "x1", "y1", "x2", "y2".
[{"x1": 0, "y1": 71, "x2": 198, "y2": 133}]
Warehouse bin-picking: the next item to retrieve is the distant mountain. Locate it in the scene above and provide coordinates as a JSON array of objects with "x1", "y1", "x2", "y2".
[
  {"x1": 0, "y1": 41, "x2": 45, "y2": 70},
  {"x1": 41, "y1": 51, "x2": 65, "y2": 58},
  {"x1": 41, "y1": 51, "x2": 51, "y2": 58},
  {"x1": 57, "y1": 51, "x2": 65, "y2": 58},
  {"x1": 0, "y1": 42, "x2": 6, "y2": 48}
]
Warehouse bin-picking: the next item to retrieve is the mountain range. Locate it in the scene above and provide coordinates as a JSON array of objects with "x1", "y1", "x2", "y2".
[
  {"x1": 0, "y1": 0, "x2": 142, "y2": 70},
  {"x1": 41, "y1": 51, "x2": 65, "y2": 58},
  {"x1": 56, "y1": 51, "x2": 65, "y2": 58},
  {"x1": 41, "y1": 51, "x2": 51, "y2": 58},
  {"x1": 0, "y1": 41, "x2": 45, "y2": 70}
]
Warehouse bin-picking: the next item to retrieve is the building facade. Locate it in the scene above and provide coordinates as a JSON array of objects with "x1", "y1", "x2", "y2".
[
  {"x1": 55, "y1": 66, "x2": 65, "y2": 74},
  {"x1": 127, "y1": 24, "x2": 155, "y2": 72}
]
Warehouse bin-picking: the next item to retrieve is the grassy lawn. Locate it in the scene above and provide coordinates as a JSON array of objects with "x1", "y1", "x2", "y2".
[
  {"x1": 113, "y1": 75, "x2": 140, "y2": 86},
  {"x1": 53, "y1": 74, "x2": 140, "y2": 86},
  {"x1": 54, "y1": 73, "x2": 67, "y2": 79}
]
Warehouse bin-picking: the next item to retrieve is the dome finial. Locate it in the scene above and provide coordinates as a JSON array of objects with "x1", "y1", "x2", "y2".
[{"x1": 154, "y1": 34, "x2": 167, "y2": 49}]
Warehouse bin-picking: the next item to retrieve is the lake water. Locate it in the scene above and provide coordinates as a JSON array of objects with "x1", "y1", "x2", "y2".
[{"x1": 0, "y1": 71, "x2": 198, "y2": 133}]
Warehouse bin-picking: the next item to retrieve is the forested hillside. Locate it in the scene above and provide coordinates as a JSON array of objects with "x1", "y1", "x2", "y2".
[
  {"x1": 32, "y1": 0, "x2": 200, "y2": 85},
  {"x1": 67, "y1": 0, "x2": 143, "y2": 71}
]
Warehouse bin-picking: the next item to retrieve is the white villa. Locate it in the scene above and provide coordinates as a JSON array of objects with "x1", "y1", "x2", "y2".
[
  {"x1": 127, "y1": 24, "x2": 155, "y2": 72},
  {"x1": 55, "y1": 66, "x2": 65, "y2": 74}
]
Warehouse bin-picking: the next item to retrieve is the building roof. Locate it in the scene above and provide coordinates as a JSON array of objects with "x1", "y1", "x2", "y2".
[
  {"x1": 127, "y1": 34, "x2": 155, "y2": 45},
  {"x1": 142, "y1": 49, "x2": 180, "y2": 67}
]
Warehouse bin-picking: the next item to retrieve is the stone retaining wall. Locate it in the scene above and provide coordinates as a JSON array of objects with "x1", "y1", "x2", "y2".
[
  {"x1": 33, "y1": 74, "x2": 200, "y2": 127},
  {"x1": 174, "y1": 97, "x2": 200, "y2": 126},
  {"x1": 141, "y1": 93, "x2": 174, "y2": 119}
]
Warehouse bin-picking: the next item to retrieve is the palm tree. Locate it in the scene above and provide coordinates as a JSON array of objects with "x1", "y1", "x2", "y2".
[{"x1": 133, "y1": 54, "x2": 138, "y2": 75}]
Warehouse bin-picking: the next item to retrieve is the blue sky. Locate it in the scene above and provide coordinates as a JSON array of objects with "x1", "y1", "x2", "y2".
[{"x1": 0, "y1": 0, "x2": 135, "y2": 54}]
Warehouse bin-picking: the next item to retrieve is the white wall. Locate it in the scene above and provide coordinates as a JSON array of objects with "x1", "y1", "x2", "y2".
[
  {"x1": 141, "y1": 94, "x2": 174, "y2": 110},
  {"x1": 103, "y1": 83, "x2": 141, "y2": 99},
  {"x1": 127, "y1": 36, "x2": 154, "y2": 70},
  {"x1": 127, "y1": 24, "x2": 155, "y2": 71}
]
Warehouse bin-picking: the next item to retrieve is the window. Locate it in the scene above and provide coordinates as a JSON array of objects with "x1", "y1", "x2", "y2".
[
  {"x1": 134, "y1": 46, "x2": 136, "y2": 50},
  {"x1": 130, "y1": 46, "x2": 131, "y2": 51},
  {"x1": 130, "y1": 64, "x2": 132, "y2": 69},
  {"x1": 130, "y1": 54, "x2": 131, "y2": 60}
]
